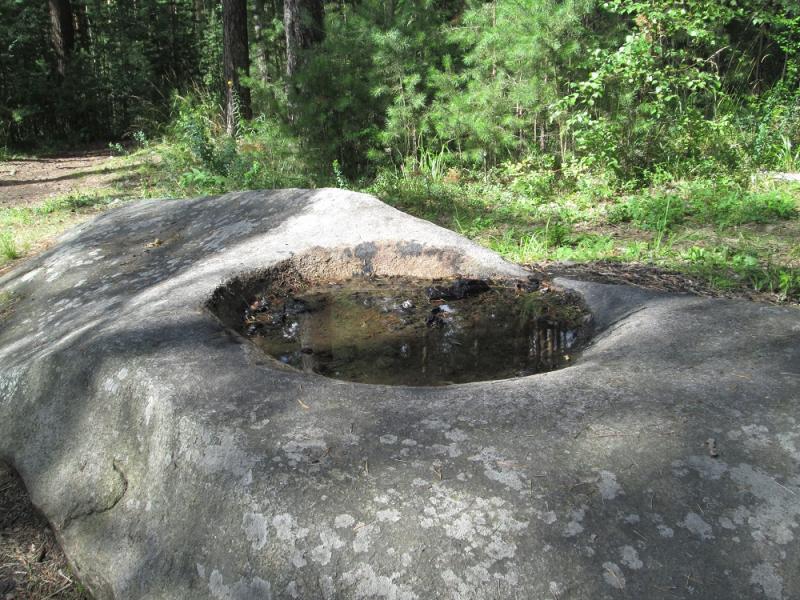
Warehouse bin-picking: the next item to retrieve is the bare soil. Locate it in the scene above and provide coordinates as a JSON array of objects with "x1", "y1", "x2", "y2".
[
  {"x1": 0, "y1": 147, "x2": 139, "y2": 209},
  {"x1": 0, "y1": 463, "x2": 88, "y2": 599},
  {"x1": 531, "y1": 260, "x2": 797, "y2": 305}
]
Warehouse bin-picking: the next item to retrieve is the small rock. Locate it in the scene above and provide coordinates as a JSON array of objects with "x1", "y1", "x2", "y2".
[{"x1": 706, "y1": 438, "x2": 719, "y2": 457}]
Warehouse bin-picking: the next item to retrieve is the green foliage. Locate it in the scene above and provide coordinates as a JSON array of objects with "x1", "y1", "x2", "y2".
[
  {"x1": 6, "y1": 0, "x2": 800, "y2": 186},
  {"x1": 553, "y1": 0, "x2": 800, "y2": 179},
  {"x1": 683, "y1": 245, "x2": 800, "y2": 300},
  {"x1": 157, "y1": 91, "x2": 315, "y2": 195},
  {"x1": 0, "y1": 290, "x2": 17, "y2": 321},
  {"x1": 0, "y1": 231, "x2": 20, "y2": 260},
  {"x1": 609, "y1": 193, "x2": 686, "y2": 231},
  {"x1": 428, "y1": 0, "x2": 592, "y2": 166},
  {"x1": 610, "y1": 182, "x2": 798, "y2": 231},
  {"x1": 689, "y1": 187, "x2": 797, "y2": 227},
  {"x1": 1, "y1": 0, "x2": 205, "y2": 146},
  {"x1": 4, "y1": 0, "x2": 800, "y2": 304},
  {"x1": 332, "y1": 160, "x2": 347, "y2": 189}
]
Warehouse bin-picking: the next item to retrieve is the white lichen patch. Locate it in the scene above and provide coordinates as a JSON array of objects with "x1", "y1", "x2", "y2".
[
  {"x1": 242, "y1": 512, "x2": 268, "y2": 550},
  {"x1": 281, "y1": 426, "x2": 328, "y2": 466},
  {"x1": 485, "y1": 536, "x2": 517, "y2": 560},
  {"x1": 379, "y1": 434, "x2": 398, "y2": 445},
  {"x1": 291, "y1": 549, "x2": 307, "y2": 569},
  {"x1": 602, "y1": 562, "x2": 626, "y2": 589},
  {"x1": 738, "y1": 424, "x2": 772, "y2": 450},
  {"x1": 419, "y1": 417, "x2": 449, "y2": 431},
  {"x1": 563, "y1": 508, "x2": 586, "y2": 538},
  {"x1": 620, "y1": 545, "x2": 643, "y2": 570},
  {"x1": 340, "y1": 563, "x2": 418, "y2": 600},
  {"x1": 623, "y1": 514, "x2": 640, "y2": 524},
  {"x1": 334, "y1": 514, "x2": 355, "y2": 528},
  {"x1": 179, "y1": 422, "x2": 257, "y2": 483},
  {"x1": 353, "y1": 522, "x2": 379, "y2": 554},
  {"x1": 671, "y1": 459, "x2": 689, "y2": 478},
  {"x1": 549, "y1": 582, "x2": 565, "y2": 596},
  {"x1": 272, "y1": 513, "x2": 309, "y2": 543},
  {"x1": 430, "y1": 443, "x2": 463, "y2": 458},
  {"x1": 207, "y1": 569, "x2": 271, "y2": 600},
  {"x1": 750, "y1": 562, "x2": 784, "y2": 600},
  {"x1": 469, "y1": 447, "x2": 526, "y2": 491},
  {"x1": 597, "y1": 470, "x2": 623, "y2": 500},
  {"x1": 444, "y1": 428, "x2": 468, "y2": 442},
  {"x1": 776, "y1": 432, "x2": 800, "y2": 462},
  {"x1": 540, "y1": 511, "x2": 557, "y2": 525},
  {"x1": 441, "y1": 562, "x2": 520, "y2": 598},
  {"x1": 310, "y1": 527, "x2": 345, "y2": 566},
  {"x1": 729, "y1": 463, "x2": 799, "y2": 545},
  {"x1": 420, "y1": 486, "x2": 527, "y2": 566},
  {"x1": 376, "y1": 508, "x2": 402, "y2": 523},
  {"x1": 657, "y1": 523, "x2": 674, "y2": 538},
  {"x1": 679, "y1": 512, "x2": 714, "y2": 540}
]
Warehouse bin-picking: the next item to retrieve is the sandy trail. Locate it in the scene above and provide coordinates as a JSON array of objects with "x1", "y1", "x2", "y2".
[{"x1": 0, "y1": 148, "x2": 135, "y2": 208}]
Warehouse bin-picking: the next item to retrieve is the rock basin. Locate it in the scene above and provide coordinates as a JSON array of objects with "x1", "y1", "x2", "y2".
[
  {"x1": 0, "y1": 189, "x2": 799, "y2": 599},
  {"x1": 209, "y1": 271, "x2": 592, "y2": 386}
]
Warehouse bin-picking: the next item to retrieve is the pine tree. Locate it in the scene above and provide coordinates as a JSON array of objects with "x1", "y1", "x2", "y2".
[
  {"x1": 283, "y1": 0, "x2": 324, "y2": 79},
  {"x1": 48, "y1": 0, "x2": 74, "y2": 78},
  {"x1": 222, "y1": 0, "x2": 252, "y2": 135}
]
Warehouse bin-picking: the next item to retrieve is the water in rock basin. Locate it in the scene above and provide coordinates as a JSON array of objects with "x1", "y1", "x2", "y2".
[{"x1": 243, "y1": 277, "x2": 591, "y2": 386}]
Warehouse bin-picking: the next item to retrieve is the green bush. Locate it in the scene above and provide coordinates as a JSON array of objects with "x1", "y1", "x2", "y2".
[
  {"x1": 0, "y1": 232, "x2": 20, "y2": 260},
  {"x1": 610, "y1": 181, "x2": 797, "y2": 231},
  {"x1": 609, "y1": 193, "x2": 687, "y2": 231},
  {"x1": 683, "y1": 245, "x2": 800, "y2": 300},
  {"x1": 690, "y1": 188, "x2": 797, "y2": 227},
  {"x1": 158, "y1": 93, "x2": 316, "y2": 196}
]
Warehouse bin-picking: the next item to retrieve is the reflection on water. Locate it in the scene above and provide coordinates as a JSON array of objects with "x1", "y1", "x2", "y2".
[{"x1": 243, "y1": 277, "x2": 591, "y2": 386}]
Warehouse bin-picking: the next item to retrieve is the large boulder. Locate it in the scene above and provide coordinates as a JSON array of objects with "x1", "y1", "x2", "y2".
[{"x1": 1, "y1": 189, "x2": 798, "y2": 599}]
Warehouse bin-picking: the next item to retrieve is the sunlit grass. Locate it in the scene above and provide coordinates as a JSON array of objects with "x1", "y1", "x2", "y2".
[{"x1": 0, "y1": 191, "x2": 123, "y2": 267}]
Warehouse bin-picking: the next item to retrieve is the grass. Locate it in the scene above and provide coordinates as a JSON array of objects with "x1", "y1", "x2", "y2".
[
  {"x1": 3, "y1": 144, "x2": 799, "y2": 303},
  {"x1": 0, "y1": 191, "x2": 126, "y2": 269},
  {"x1": 0, "y1": 231, "x2": 20, "y2": 260},
  {"x1": 365, "y1": 170, "x2": 800, "y2": 303},
  {"x1": 0, "y1": 290, "x2": 17, "y2": 321}
]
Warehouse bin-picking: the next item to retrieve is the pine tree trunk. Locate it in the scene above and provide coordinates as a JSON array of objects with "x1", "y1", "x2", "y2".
[
  {"x1": 283, "y1": 0, "x2": 324, "y2": 79},
  {"x1": 222, "y1": 0, "x2": 252, "y2": 136},
  {"x1": 49, "y1": 0, "x2": 75, "y2": 78},
  {"x1": 73, "y1": 0, "x2": 89, "y2": 50},
  {"x1": 252, "y1": 0, "x2": 270, "y2": 81}
]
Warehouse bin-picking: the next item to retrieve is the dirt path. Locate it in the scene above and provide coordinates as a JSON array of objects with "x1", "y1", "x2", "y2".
[{"x1": 0, "y1": 147, "x2": 139, "y2": 209}]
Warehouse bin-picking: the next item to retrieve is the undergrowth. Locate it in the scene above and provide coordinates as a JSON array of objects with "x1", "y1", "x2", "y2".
[{"x1": 0, "y1": 191, "x2": 122, "y2": 266}]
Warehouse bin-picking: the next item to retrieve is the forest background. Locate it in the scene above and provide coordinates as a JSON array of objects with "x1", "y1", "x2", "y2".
[{"x1": 2, "y1": 0, "x2": 800, "y2": 302}]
